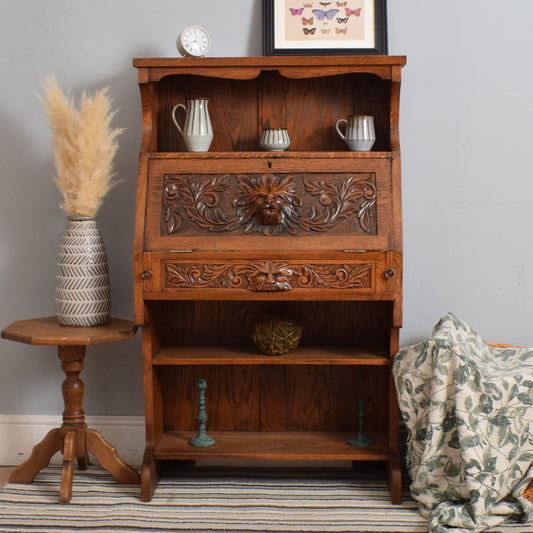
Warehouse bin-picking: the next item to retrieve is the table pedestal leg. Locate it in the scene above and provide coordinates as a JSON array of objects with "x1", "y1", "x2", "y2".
[
  {"x1": 86, "y1": 429, "x2": 140, "y2": 484},
  {"x1": 9, "y1": 428, "x2": 62, "y2": 484},
  {"x1": 10, "y1": 344, "x2": 139, "y2": 504},
  {"x1": 60, "y1": 431, "x2": 76, "y2": 504}
]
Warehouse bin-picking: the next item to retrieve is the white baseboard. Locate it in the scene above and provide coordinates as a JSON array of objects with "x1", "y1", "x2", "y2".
[{"x1": 0, "y1": 414, "x2": 145, "y2": 467}]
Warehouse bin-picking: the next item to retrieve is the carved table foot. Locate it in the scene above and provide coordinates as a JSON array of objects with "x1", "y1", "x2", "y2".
[
  {"x1": 85, "y1": 428, "x2": 140, "y2": 485},
  {"x1": 56, "y1": 428, "x2": 139, "y2": 504},
  {"x1": 59, "y1": 431, "x2": 77, "y2": 504},
  {"x1": 9, "y1": 428, "x2": 62, "y2": 484}
]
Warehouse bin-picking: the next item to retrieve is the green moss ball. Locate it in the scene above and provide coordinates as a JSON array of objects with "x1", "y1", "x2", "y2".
[{"x1": 252, "y1": 315, "x2": 303, "y2": 356}]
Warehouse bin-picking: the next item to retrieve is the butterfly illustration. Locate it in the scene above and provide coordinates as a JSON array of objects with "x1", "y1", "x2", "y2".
[
  {"x1": 290, "y1": 7, "x2": 304, "y2": 15},
  {"x1": 336, "y1": 17, "x2": 348, "y2": 23},
  {"x1": 302, "y1": 17, "x2": 314, "y2": 25},
  {"x1": 321, "y1": 28, "x2": 331, "y2": 33},
  {"x1": 319, "y1": 1, "x2": 331, "y2": 6},
  {"x1": 336, "y1": 1, "x2": 347, "y2": 5},
  {"x1": 303, "y1": 27, "x2": 317, "y2": 34},
  {"x1": 346, "y1": 7, "x2": 361, "y2": 16},
  {"x1": 312, "y1": 8, "x2": 339, "y2": 20},
  {"x1": 303, "y1": 2, "x2": 313, "y2": 6},
  {"x1": 335, "y1": 27, "x2": 347, "y2": 34}
]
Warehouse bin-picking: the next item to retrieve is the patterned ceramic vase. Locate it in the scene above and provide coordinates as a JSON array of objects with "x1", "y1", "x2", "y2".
[{"x1": 55, "y1": 217, "x2": 111, "y2": 327}]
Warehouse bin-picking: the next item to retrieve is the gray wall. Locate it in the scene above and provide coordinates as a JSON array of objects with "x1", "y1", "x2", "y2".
[{"x1": 1, "y1": 0, "x2": 532, "y2": 416}]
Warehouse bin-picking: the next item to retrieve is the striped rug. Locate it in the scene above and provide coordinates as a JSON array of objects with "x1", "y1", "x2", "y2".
[{"x1": 0, "y1": 466, "x2": 530, "y2": 532}]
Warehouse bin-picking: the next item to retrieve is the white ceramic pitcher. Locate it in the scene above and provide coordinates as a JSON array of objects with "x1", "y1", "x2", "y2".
[
  {"x1": 335, "y1": 115, "x2": 375, "y2": 151},
  {"x1": 172, "y1": 97, "x2": 213, "y2": 152}
]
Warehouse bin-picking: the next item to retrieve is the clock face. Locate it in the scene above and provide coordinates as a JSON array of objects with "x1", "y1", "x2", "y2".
[{"x1": 178, "y1": 25, "x2": 210, "y2": 57}]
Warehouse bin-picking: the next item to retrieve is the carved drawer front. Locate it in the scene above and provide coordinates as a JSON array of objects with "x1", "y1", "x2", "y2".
[
  {"x1": 163, "y1": 260, "x2": 374, "y2": 293},
  {"x1": 144, "y1": 158, "x2": 393, "y2": 252},
  {"x1": 140, "y1": 252, "x2": 404, "y2": 300},
  {"x1": 161, "y1": 173, "x2": 376, "y2": 236}
]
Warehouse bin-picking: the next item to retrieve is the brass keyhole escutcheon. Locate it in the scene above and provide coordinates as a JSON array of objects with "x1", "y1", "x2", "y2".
[
  {"x1": 141, "y1": 270, "x2": 153, "y2": 280},
  {"x1": 384, "y1": 268, "x2": 396, "y2": 279}
]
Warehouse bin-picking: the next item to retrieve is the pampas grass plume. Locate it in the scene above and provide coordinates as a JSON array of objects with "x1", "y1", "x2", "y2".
[{"x1": 38, "y1": 74, "x2": 124, "y2": 217}]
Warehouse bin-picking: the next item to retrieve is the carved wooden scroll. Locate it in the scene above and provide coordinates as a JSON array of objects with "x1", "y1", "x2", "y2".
[
  {"x1": 165, "y1": 261, "x2": 373, "y2": 291},
  {"x1": 162, "y1": 173, "x2": 376, "y2": 236}
]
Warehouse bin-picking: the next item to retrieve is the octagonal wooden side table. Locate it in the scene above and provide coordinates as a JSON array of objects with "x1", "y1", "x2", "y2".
[{"x1": 1, "y1": 316, "x2": 140, "y2": 504}]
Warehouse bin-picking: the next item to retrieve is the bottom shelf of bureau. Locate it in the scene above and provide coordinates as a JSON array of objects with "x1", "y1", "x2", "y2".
[
  {"x1": 154, "y1": 431, "x2": 390, "y2": 461},
  {"x1": 142, "y1": 431, "x2": 402, "y2": 503}
]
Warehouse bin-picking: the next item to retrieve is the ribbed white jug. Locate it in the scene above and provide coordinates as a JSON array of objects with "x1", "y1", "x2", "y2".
[
  {"x1": 172, "y1": 97, "x2": 213, "y2": 152},
  {"x1": 336, "y1": 115, "x2": 375, "y2": 151}
]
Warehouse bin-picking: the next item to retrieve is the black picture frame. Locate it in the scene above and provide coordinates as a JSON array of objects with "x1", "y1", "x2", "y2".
[{"x1": 263, "y1": 0, "x2": 388, "y2": 56}]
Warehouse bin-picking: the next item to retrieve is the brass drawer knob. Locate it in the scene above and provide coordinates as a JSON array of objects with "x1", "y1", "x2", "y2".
[
  {"x1": 141, "y1": 270, "x2": 152, "y2": 280},
  {"x1": 384, "y1": 268, "x2": 396, "y2": 279}
]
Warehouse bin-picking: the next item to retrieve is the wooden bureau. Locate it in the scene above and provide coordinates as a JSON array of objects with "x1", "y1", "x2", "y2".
[{"x1": 133, "y1": 56, "x2": 406, "y2": 502}]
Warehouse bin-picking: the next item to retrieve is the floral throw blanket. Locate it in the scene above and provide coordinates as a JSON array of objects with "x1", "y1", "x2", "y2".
[{"x1": 393, "y1": 313, "x2": 533, "y2": 532}]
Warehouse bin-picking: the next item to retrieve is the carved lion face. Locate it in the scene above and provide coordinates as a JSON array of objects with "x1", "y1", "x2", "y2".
[
  {"x1": 234, "y1": 175, "x2": 301, "y2": 235},
  {"x1": 254, "y1": 192, "x2": 284, "y2": 225}
]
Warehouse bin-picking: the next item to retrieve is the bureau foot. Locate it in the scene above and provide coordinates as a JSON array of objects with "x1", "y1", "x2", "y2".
[
  {"x1": 141, "y1": 447, "x2": 161, "y2": 502},
  {"x1": 388, "y1": 457, "x2": 402, "y2": 504}
]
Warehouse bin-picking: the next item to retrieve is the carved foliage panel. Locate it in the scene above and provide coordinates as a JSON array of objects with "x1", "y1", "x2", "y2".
[
  {"x1": 164, "y1": 260, "x2": 373, "y2": 292},
  {"x1": 162, "y1": 173, "x2": 377, "y2": 237}
]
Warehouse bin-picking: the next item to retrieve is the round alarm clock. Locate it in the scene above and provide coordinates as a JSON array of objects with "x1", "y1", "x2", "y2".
[{"x1": 176, "y1": 25, "x2": 211, "y2": 57}]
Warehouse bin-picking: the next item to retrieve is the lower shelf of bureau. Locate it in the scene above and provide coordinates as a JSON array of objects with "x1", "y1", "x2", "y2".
[
  {"x1": 154, "y1": 431, "x2": 390, "y2": 462},
  {"x1": 152, "y1": 346, "x2": 390, "y2": 366}
]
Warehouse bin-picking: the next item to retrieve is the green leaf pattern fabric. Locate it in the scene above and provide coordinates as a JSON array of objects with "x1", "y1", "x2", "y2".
[{"x1": 393, "y1": 313, "x2": 533, "y2": 532}]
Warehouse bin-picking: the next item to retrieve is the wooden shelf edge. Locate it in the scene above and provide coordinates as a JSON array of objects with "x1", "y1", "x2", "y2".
[
  {"x1": 155, "y1": 431, "x2": 391, "y2": 461},
  {"x1": 152, "y1": 345, "x2": 390, "y2": 366},
  {"x1": 133, "y1": 56, "x2": 406, "y2": 83},
  {"x1": 133, "y1": 56, "x2": 406, "y2": 67},
  {"x1": 147, "y1": 151, "x2": 393, "y2": 159}
]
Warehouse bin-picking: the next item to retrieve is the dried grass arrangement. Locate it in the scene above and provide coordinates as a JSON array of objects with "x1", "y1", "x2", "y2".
[{"x1": 38, "y1": 74, "x2": 123, "y2": 217}]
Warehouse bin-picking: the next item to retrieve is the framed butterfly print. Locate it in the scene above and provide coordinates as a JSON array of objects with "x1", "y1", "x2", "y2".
[{"x1": 263, "y1": 0, "x2": 387, "y2": 55}]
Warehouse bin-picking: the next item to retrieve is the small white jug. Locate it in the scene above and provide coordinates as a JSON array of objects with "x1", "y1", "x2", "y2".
[
  {"x1": 172, "y1": 97, "x2": 213, "y2": 152},
  {"x1": 335, "y1": 115, "x2": 375, "y2": 151}
]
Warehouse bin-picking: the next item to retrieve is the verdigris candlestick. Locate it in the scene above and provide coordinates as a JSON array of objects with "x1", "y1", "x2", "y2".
[
  {"x1": 347, "y1": 398, "x2": 374, "y2": 447},
  {"x1": 189, "y1": 377, "x2": 216, "y2": 447}
]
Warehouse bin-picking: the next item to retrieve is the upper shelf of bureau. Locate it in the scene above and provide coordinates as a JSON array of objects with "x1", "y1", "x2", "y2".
[
  {"x1": 133, "y1": 56, "x2": 406, "y2": 154},
  {"x1": 133, "y1": 56, "x2": 406, "y2": 81}
]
